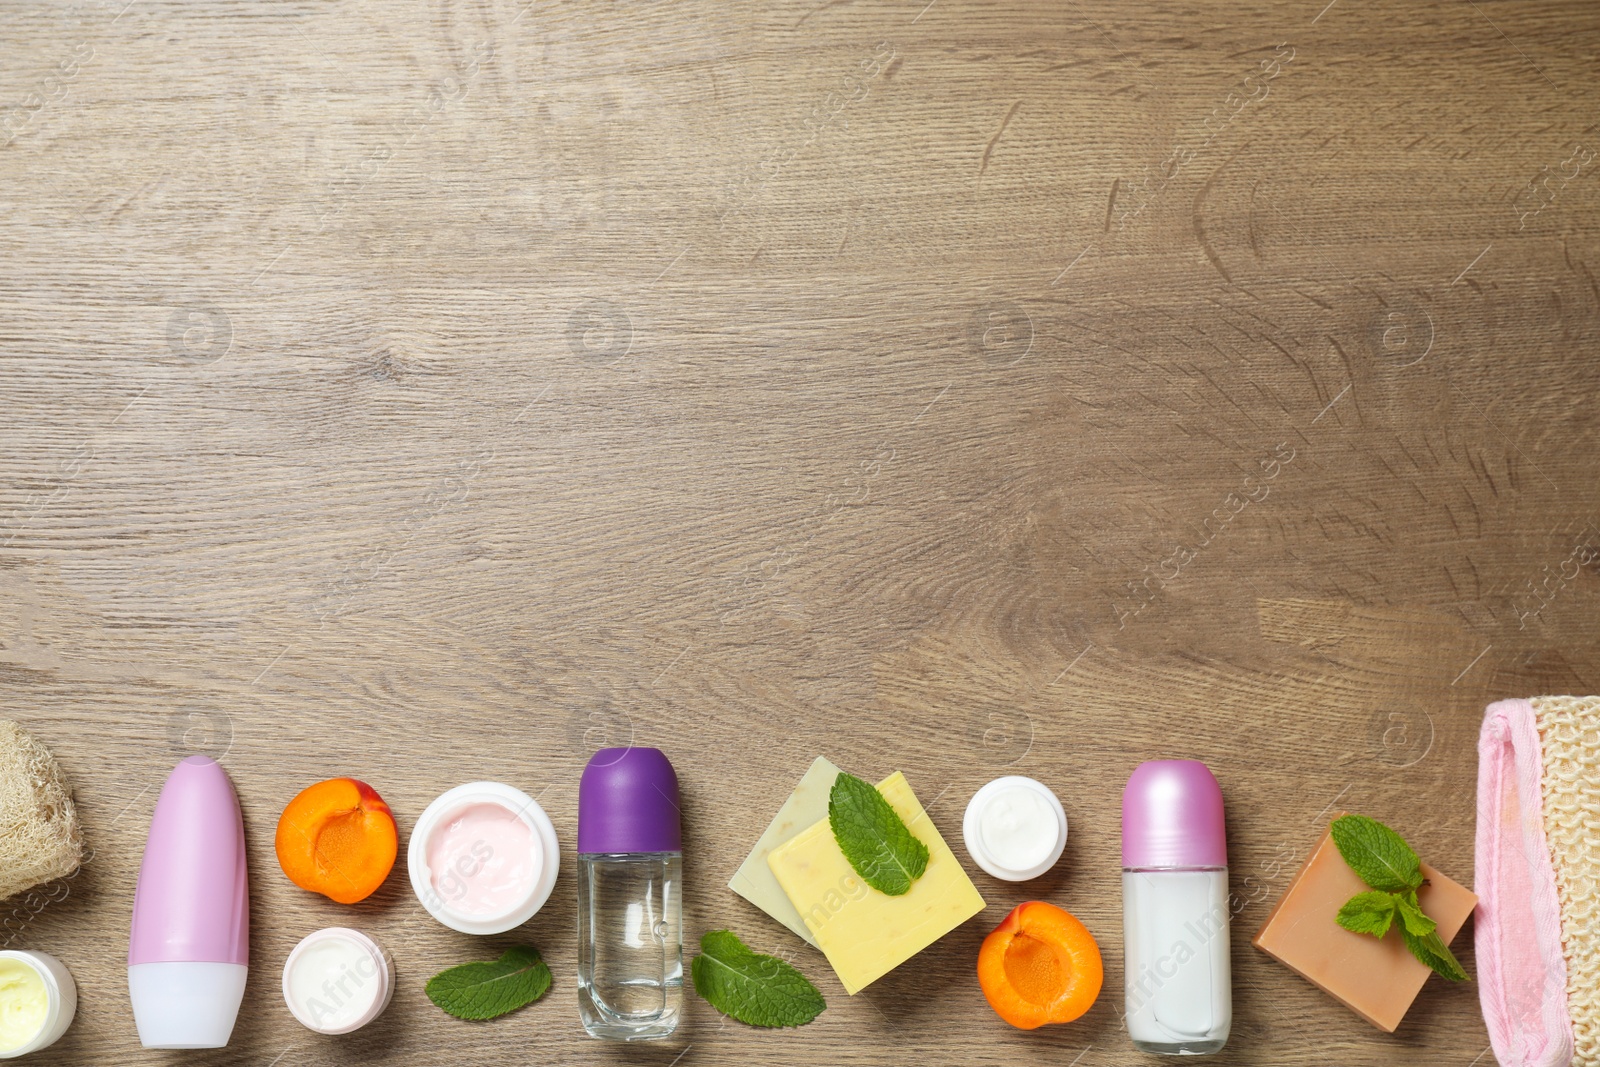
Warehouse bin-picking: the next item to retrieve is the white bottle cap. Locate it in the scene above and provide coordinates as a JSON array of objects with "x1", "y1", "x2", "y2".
[
  {"x1": 0, "y1": 951, "x2": 75, "y2": 1058},
  {"x1": 962, "y1": 776, "x2": 1068, "y2": 881},
  {"x1": 128, "y1": 961, "x2": 247, "y2": 1048}
]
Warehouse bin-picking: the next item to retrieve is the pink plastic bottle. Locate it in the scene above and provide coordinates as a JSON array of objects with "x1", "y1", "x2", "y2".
[{"x1": 128, "y1": 756, "x2": 249, "y2": 1049}]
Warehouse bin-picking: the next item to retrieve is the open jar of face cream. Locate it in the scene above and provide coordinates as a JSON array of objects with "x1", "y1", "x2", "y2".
[
  {"x1": 0, "y1": 951, "x2": 75, "y2": 1059},
  {"x1": 281, "y1": 928, "x2": 393, "y2": 1035},
  {"x1": 962, "y1": 775, "x2": 1068, "y2": 882},
  {"x1": 408, "y1": 782, "x2": 560, "y2": 935}
]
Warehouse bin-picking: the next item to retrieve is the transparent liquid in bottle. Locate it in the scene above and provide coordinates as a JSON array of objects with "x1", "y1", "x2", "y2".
[{"x1": 577, "y1": 852, "x2": 683, "y2": 1040}]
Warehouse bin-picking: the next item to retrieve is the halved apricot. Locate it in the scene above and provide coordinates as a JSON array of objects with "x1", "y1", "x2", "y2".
[
  {"x1": 977, "y1": 901, "x2": 1103, "y2": 1029},
  {"x1": 275, "y1": 778, "x2": 398, "y2": 904}
]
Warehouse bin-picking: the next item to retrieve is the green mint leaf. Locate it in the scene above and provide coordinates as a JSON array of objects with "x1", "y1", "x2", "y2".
[
  {"x1": 828, "y1": 772, "x2": 930, "y2": 896},
  {"x1": 425, "y1": 945, "x2": 553, "y2": 1021},
  {"x1": 1335, "y1": 890, "x2": 1400, "y2": 938},
  {"x1": 1395, "y1": 891, "x2": 1437, "y2": 938},
  {"x1": 690, "y1": 930, "x2": 826, "y2": 1028},
  {"x1": 1330, "y1": 814, "x2": 1423, "y2": 892},
  {"x1": 1401, "y1": 927, "x2": 1470, "y2": 983}
]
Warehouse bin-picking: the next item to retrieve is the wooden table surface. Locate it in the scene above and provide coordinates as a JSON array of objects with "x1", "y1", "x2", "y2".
[{"x1": 3, "y1": 0, "x2": 1598, "y2": 1063}]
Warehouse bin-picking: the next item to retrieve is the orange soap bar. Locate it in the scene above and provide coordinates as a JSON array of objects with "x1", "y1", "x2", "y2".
[{"x1": 1252, "y1": 822, "x2": 1477, "y2": 1032}]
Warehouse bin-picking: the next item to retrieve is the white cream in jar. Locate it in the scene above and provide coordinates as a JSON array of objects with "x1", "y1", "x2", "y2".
[
  {"x1": 0, "y1": 951, "x2": 75, "y2": 1058},
  {"x1": 281, "y1": 928, "x2": 393, "y2": 1035},
  {"x1": 962, "y1": 776, "x2": 1068, "y2": 881}
]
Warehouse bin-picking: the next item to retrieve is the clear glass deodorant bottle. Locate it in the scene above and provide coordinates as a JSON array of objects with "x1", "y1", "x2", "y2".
[
  {"x1": 576, "y1": 746, "x2": 683, "y2": 1040},
  {"x1": 1121, "y1": 759, "x2": 1232, "y2": 1055}
]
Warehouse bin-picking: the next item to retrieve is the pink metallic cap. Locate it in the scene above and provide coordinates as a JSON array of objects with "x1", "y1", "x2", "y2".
[
  {"x1": 1121, "y1": 759, "x2": 1227, "y2": 869},
  {"x1": 129, "y1": 756, "x2": 249, "y2": 966}
]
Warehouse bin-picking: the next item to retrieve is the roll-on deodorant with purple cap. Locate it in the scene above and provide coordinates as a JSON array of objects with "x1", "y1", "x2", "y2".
[
  {"x1": 576, "y1": 747, "x2": 682, "y2": 1040},
  {"x1": 1122, "y1": 759, "x2": 1232, "y2": 1055},
  {"x1": 128, "y1": 756, "x2": 249, "y2": 1049}
]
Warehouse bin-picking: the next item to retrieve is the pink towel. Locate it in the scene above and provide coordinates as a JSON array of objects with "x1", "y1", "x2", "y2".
[{"x1": 1476, "y1": 697, "x2": 1577, "y2": 1067}]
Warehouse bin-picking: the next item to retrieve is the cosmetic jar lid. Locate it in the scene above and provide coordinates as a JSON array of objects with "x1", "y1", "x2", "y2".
[
  {"x1": 0, "y1": 950, "x2": 76, "y2": 1059},
  {"x1": 577, "y1": 747, "x2": 681, "y2": 854},
  {"x1": 408, "y1": 781, "x2": 560, "y2": 935},
  {"x1": 1121, "y1": 759, "x2": 1227, "y2": 869},
  {"x1": 962, "y1": 776, "x2": 1068, "y2": 881},
  {"x1": 281, "y1": 928, "x2": 394, "y2": 1035}
]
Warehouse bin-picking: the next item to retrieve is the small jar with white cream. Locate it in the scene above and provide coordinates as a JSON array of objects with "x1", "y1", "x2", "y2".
[
  {"x1": 282, "y1": 929, "x2": 393, "y2": 1035},
  {"x1": 409, "y1": 781, "x2": 561, "y2": 935},
  {"x1": 962, "y1": 776, "x2": 1068, "y2": 881},
  {"x1": 0, "y1": 951, "x2": 75, "y2": 1059}
]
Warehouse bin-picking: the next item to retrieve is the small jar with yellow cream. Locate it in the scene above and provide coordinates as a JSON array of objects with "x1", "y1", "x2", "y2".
[{"x1": 0, "y1": 951, "x2": 75, "y2": 1058}]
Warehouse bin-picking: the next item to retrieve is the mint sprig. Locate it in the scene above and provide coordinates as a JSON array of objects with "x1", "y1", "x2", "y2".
[
  {"x1": 1334, "y1": 890, "x2": 1399, "y2": 937},
  {"x1": 690, "y1": 930, "x2": 826, "y2": 1027},
  {"x1": 828, "y1": 772, "x2": 929, "y2": 896},
  {"x1": 425, "y1": 945, "x2": 553, "y2": 1020},
  {"x1": 1403, "y1": 928, "x2": 1470, "y2": 983},
  {"x1": 1329, "y1": 815, "x2": 1469, "y2": 983},
  {"x1": 1330, "y1": 813, "x2": 1421, "y2": 891},
  {"x1": 1395, "y1": 890, "x2": 1437, "y2": 938}
]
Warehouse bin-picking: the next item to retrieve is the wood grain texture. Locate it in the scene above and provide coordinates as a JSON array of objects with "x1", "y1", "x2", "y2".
[{"x1": 2, "y1": 0, "x2": 1597, "y2": 1063}]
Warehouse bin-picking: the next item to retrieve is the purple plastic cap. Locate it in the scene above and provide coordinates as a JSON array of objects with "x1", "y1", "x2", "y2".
[
  {"x1": 578, "y1": 747, "x2": 681, "y2": 854},
  {"x1": 129, "y1": 756, "x2": 250, "y2": 965},
  {"x1": 1121, "y1": 759, "x2": 1227, "y2": 869}
]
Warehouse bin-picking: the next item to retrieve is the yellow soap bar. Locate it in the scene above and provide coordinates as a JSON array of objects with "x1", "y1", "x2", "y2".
[{"x1": 767, "y1": 771, "x2": 985, "y2": 994}]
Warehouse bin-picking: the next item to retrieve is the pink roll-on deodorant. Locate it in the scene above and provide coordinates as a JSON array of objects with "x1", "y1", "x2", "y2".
[
  {"x1": 128, "y1": 756, "x2": 249, "y2": 1049},
  {"x1": 1122, "y1": 759, "x2": 1232, "y2": 1055}
]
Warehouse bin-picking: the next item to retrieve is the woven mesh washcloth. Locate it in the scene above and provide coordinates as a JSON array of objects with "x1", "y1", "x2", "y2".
[
  {"x1": 1534, "y1": 696, "x2": 1600, "y2": 1067},
  {"x1": 0, "y1": 720, "x2": 83, "y2": 901}
]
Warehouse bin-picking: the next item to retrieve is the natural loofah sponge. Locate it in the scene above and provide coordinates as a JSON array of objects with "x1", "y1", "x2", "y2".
[
  {"x1": 1477, "y1": 696, "x2": 1600, "y2": 1067},
  {"x1": 0, "y1": 720, "x2": 84, "y2": 902}
]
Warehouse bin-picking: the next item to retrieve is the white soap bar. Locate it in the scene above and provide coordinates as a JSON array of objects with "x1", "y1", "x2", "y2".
[{"x1": 728, "y1": 757, "x2": 842, "y2": 946}]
